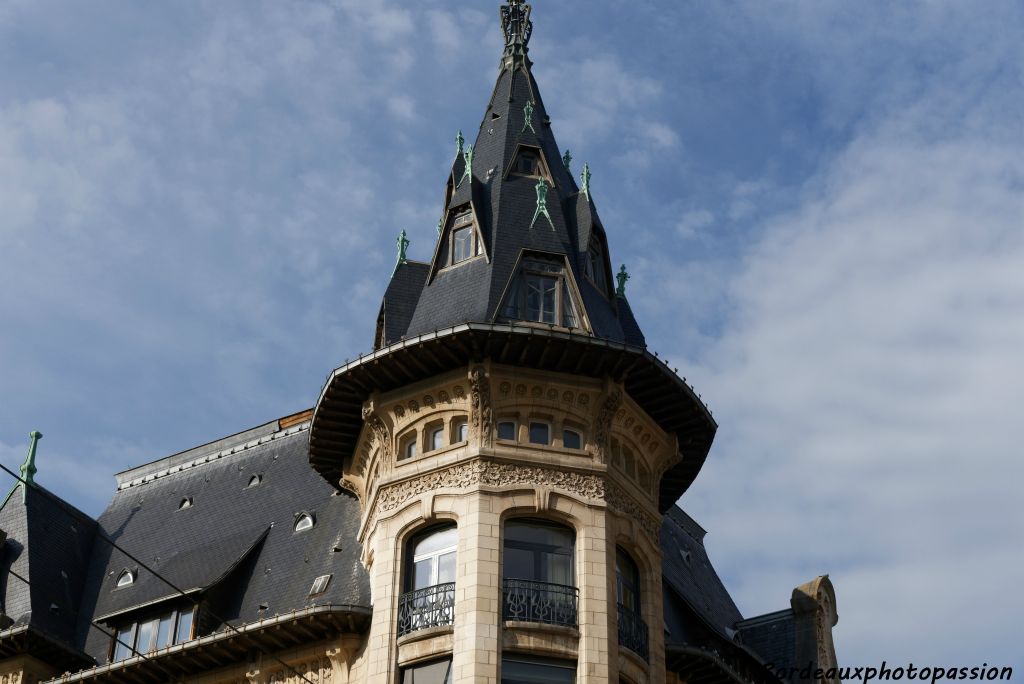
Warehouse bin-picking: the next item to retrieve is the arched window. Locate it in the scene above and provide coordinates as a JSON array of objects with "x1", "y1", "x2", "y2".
[
  {"x1": 503, "y1": 520, "x2": 577, "y2": 627},
  {"x1": 616, "y1": 547, "x2": 649, "y2": 661},
  {"x1": 398, "y1": 525, "x2": 457, "y2": 636}
]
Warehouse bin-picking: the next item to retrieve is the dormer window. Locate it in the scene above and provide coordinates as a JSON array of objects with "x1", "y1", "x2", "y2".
[
  {"x1": 584, "y1": 240, "x2": 608, "y2": 293},
  {"x1": 500, "y1": 256, "x2": 582, "y2": 329},
  {"x1": 116, "y1": 569, "x2": 135, "y2": 588},
  {"x1": 178, "y1": 497, "x2": 192, "y2": 510},
  {"x1": 294, "y1": 512, "x2": 315, "y2": 532},
  {"x1": 443, "y1": 208, "x2": 480, "y2": 267},
  {"x1": 510, "y1": 147, "x2": 547, "y2": 179}
]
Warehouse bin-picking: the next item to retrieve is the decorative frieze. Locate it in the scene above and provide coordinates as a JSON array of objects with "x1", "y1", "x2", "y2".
[
  {"x1": 469, "y1": 367, "x2": 494, "y2": 448},
  {"x1": 594, "y1": 388, "x2": 623, "y2": 464}
]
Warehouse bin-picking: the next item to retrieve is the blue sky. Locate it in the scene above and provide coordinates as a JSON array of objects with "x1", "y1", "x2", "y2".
[{"x1": 2, "y1": 0, "x2": 1022, "y2": 671}]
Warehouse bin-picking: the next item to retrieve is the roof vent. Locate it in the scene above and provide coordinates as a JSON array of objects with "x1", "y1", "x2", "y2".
[
  {"x1": 116, "y1": 569, "x2": 135, "y2": 588},
  {"x1": 178, "y1": 497, "x2": 193, "y2": 510},
  {"x1": 247, "y1": 474, "x2": 262, "y2": 488},
  {"x1": 680, "y1": 549, "x2": 692, "y2": 565},
  {"x1": 294, "y1": 512, "x2": 315, "y2": 532},
  {"x1": 309, "y1": 574, "x2": 332, "y2": 597}
]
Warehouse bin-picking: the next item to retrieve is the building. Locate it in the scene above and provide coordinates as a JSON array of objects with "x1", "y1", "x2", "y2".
[{"x1": 0, "y1": 2, "x2": 839, "y2": 684}]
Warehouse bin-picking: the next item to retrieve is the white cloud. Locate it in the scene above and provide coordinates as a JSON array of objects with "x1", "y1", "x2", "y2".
[{"x1": 675, "y1": 209, "x2": 715, "y2": 239}]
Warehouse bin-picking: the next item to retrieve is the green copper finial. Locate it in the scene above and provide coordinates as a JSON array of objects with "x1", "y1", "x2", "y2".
[
  {"x1": 581, "y1": 163, "x2": 592, "y2": 199},
  {"x1": 2, "y1": 431, "x2": 42, "y2": 508},
  {"x1": 616, "y1": 264, "x2": 630, "y2": 297},
  {"x1": 522, "y1": 101, "x2": 536, "y2": 134},
  {"x1": 394, "y1": 229, "x2": 410, "y2": 274},
  {"x1": 459, "y1": 144, "x2": 474, "y2": 187},
  {"x1": 456, "y1": 130, "x2": 464, "y2": 157},
  {"x1": 562, "y1": 150, "x2": 572, "y2": 172},
  {"x1": 530, "y1": 178, "x2": 554, "y2": 231},
  {"x1": 437, "y1": 217, "x2": 443, "y2": 237}
]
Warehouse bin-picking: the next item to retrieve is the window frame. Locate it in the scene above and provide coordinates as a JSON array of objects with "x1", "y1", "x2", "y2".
[
  {"x1": 499, "y1": 255, "x2": 584, "y2": 331},
  {"x1": 452, "y1": 418, "x2": 469, "y2": 444},
  {"x1": 427, "y1": 423, "x2": 446, "y2": 453},
  {"x1": 294, "y1": 512, "x2": 315, "y2": 533},
  {"x1": 443, "y1": 207, "x2": 481, "y2": 269},
  {"x1": 502, "y1": 519, "x2": 576, "y2": 585},
  {"x1": 528, "y1": 421, "x2": 551, "y2": 446},
  {"x1": 615, "y1": 546, "x2": 642, "y2": 615},
  {"x1": 405, "y1": 524, "x2": 458, "y2": 592},
  {"x1": 496, "y1": 420, "x2": 518, "y2": 442},
  {"x1": 399, "y1": 431, "x2": 418, "y2": 461},
  {"x1": 562, "y1": 428, "x2": 583, "y2": 450},
  {"x1": 501, "y1": 655, "x2": 577, "y2": 684},
  {"x1": 401, "y1": 657, "x2": 453, "y2": 684}
]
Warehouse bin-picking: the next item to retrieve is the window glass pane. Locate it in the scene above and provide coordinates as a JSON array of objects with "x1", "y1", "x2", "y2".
[
  {"x1": 502, "y1": 657, "x2": 576, "y2": 684},
  {"x1": 504, "y1": 546, "x2": 535, "y2": 580},
  {"x1": 562, "y1": 285, "x2": 578, "y2": 328},
  {"x1": 529, "y1": 423, "x2": 550, "y2": 445},
  {"x1": 497, "y1": 422, "x2": 516, "y2": 441},
  {"x1": 616, "y1": 548, "x2": 640, "y2": 612},
  {"x1": 563, "y1": 430, "x2": 581, "y2": 450},
  {"x1": 403, "y1": 659, "x2": 453, "y2": 684},
  {"x1": 453, "y1": 227, "x2": 472, "y2": 263},
  {"x1": 503, "y1": 521, "x2": 575, "y2": 583},
  {"x1": 294, "y1": 513, "x2": 314, "y2": 532},
  {"x1": 456, "y1": 421, "x2": 469, "y2": 442},
  {"x1": 431, "y1": 428, "x2": 445, "y2": 451},
  {"x1": 414, "y1": 558, "x2": 433, "y2": 590},
  {"x1": 156, "y1": 614, "x2": 174, "y2": 649},
  {"x1": 175, "y1": 609, "x2": 193, "y2": 644},
  {"x1": 412, "y1": 527, "x2": 458, "y2": 557},
  {"x1": 136, "y1": 619, "x2": 157, "y2": 653},
  {"x1": 437, "y1": 551, "x2": 456, "y2": 584},
  {"x1": 113, "y1": 624, "x2": 135, "y2": 661},
  {"x1": 402, "y1": 438, "x2": 417, "y2": 460},
  {"x1": 542, "y1": 550, "x2": 573, "y2": 585},
  {"x1": 502, "y1": 280, "x2": 521, "y2": 318}
]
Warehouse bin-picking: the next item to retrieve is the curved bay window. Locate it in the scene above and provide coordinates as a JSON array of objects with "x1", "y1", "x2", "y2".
[
  {"x1": 398, "y1": 525, "x2": 457, "y2": 637},
  {"x1": 503, "y1": 520, "x2": 578, "y2": 627},
  {"x1": 499, "y1": 256, "x2": 581, "y2": 329},
  {"x1": 615, "y1": 547, "x2": 649, "y2": 661}
]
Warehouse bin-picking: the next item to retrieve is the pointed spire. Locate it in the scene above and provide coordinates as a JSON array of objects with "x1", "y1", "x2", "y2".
[
  {"x1": 500, "y1": 0, "x2": 533, "y2": 68},
  {"x1": 394, "y1": 230, "x2": 410, "y2": 275},
  {"x1": 616, "y1": 265, "x2": 630, "y2": 297},
  {"x1": 530, "y1": 178, "x2": 554, "y2": 231},
  {"x1": 581, "y1": 163, "x2": 592, "y2": 199}
]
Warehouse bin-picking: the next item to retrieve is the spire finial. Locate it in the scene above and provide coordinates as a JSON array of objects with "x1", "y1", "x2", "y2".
[
  {"x1": 7, "y1": 431, "x2": 42, "y2": 505},
  {"x1": 394, "y1": 230, "x2": 410, "y2": 274},
  {"x1": 459, "y1": 144, "x2": 474, "y2": 188},
  {"x1": 616, "y1": 265, "x2": 630, "y2": 297},
  {"x1": 530, "y1": 178, "x2": 554, "y2": 231},
  {"x1": 500, "y1": 0, "x2": 533, "y2": 65},
  {"x1": 456, "y1": 130, "x2": 464, "y2": 157},
  {"x1": 581, "y1": 163, "x2": 592, "y2": 199}
]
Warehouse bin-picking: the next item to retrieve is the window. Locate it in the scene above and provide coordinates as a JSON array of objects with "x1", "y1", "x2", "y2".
[
  {"x1": 616, "y1": 547, "x2": 640, "y2": 614},
  {"x1": 400, "y1": 432, "x2": 418, "y2": 461},
  {"x1": 453, "y1": 419, "x2": 469, "y2": 443},
  {"x1": 429, "y1": 426, "x2": 445, "y2": 452},
  {"x1": 178, "y1": 497, "x2": 192, "y2": 510},
  {"x1": 585, "y1": 241, "x2": 608, "y2": 292},
  {"x1": 111, "y1": 607, "x2": 195, "y2": 662},
  {"x1": 310, "y1": 574, "x2": 332, "y2": 596},
  {"x1": 446, "y1": 209, "x2": 478, "y2": 266},
  {"x1": 294, "y1": 512, "x2": 315, "y2": 532},
  {"x1": 402, "y1": 659, "x2": 453, "y2": 684},
  {"x1": 502, "y1": 656, "x2": 576, "y2": 684},
  {"x1": 116, "y1": 569, "x2": 135, "y2": 588},
  {"x1": 500, "y1": 256, "x2": 581, "y2": 329},
  {"x1": 562, "y1": 429, "x2": 582, "y2": 450},
  {"x1": 399, "y1": 526, "x2": 457, "y2": 636},
  {"x1": 504, "y1": 520, "x2": 574, "y2": 586},
  {"x1": 453, "y1": 227, "x2": 473, "y2": 263},
  {"x1": 529, "y1": 422, "x2": 550, "y2": 446},
  {"x1": 511, "y1": 148, "x2": 545, "y2": 178},
  {"x1": 246, "y1": 474, "x2": 262, "y2": 488},
  {"x1": 497, "y1": 421, "x2": 517, "y2": 441}
]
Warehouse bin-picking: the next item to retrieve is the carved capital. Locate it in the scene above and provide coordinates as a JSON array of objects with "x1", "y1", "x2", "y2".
[{"x1": 594, "y1": 386, "x2": 624, "y2": 463}]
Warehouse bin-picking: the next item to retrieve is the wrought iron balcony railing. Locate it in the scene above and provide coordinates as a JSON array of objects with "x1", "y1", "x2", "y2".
[
  {"x1": 502, "y1": 578, "x2": 579, "y2": 628},
  {"x1": 617, "y1": 603, "x2": 649, "y2": 661},
  {"x1": 397, "y1": 582, "x2": 456, "y2": 637}
]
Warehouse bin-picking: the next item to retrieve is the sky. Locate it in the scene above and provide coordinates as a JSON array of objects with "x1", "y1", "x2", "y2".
[{"x1": 2, "y1": 0, "x2": 1022, "y2": 671}]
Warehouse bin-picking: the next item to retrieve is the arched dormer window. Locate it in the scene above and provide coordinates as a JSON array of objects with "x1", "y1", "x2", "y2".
[
  {"x1": 294, "y1": 512, "x2": 315, "y2": 532},
  {"x1": 116, "y1": 569, "x2": 135, "y2": 588},
  {"x1": 499, "y1": 255, "x2": 582, "y2": 329}
]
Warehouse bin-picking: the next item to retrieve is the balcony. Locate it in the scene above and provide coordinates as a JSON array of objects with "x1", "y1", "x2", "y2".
[
  {"x1": 617, "y1": 603, "x2": 649, "y2": 662},
  {"x1": 397, "y1": 582, "x2": 456, "y2": 637},
  {"x1": 502, "y1": 579, "x2": 579, "y2": 628}
]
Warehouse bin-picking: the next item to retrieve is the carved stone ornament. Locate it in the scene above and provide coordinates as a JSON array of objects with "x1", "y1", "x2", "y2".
[
  {"x1": 594, "y1": 387, "x2": 624, "y2": 463},
  {"x1": 361, "y1": 405, "x2": 392, "y2": 469},
  {"x1": 605, "y1": 481, "x2": 660, "y2": 544},
  {"x1": 469, "y1": 367, "x2": 494, "y2": 448}
]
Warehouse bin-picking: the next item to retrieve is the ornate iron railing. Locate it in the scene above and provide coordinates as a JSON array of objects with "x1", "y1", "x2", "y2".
[
  {"x1": 397, "y1": 582, "x2": 456, "y2": 637},
  {"x1": 502, "y1": 578, "x2": 579, "y2": 628},
  {"x1": 617, "y1": 603, "x2": 649, "y2": 661}
]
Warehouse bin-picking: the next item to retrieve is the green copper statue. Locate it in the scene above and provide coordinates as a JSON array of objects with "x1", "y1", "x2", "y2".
[
  {"x1": 531, "y1": 178, "x2": 554, "y2": 231},
  {"x1": 581, "y1": 162, "x2": 592, "y2": 199},
  {"x1": 456, "y1": 130, "x2": 464, "y2": 157},
  {"x1": 395, "y1": 229, "x2": 410, "y2": 269},
  {"x1": 562, "y1": 150, "x2": 572, "y2": 172},
  {"x1": 522, "y1": 100, "x2": 536, "y2": 134},
  {"x1": 459, "y1": 144, "x2": 474, "y2": 187},
  {"x1": 616, "y1": 264, "x2": 630, "y2": 297}
]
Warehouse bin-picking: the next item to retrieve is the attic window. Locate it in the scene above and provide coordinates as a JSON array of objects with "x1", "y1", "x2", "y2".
[
  {"x1": 294, "y1": 513, "x2": 315, "y2": 533},
  {"x1": 247, "y1": 474, "x2": 262, "y2": 488},
  {"x1": 178, "y1": 497, "x2": 193, "y2": 510},
  {"x1": 444, "y1": 208, "x2": 479, "y2": 266},
  {"x1": 500, "y1": 256, "x2": 581, "y2": 329},
  {"x1": 309, "y1": 574, "x2": 332, "y2": 596},
  {"x1": 116, "y1": 569, "x2": 135, "y2": 588},
  {"x1": 511, "y1": 147, "x2": 545, "y2": 178},
  {"x1": 584, "y1": 240, "x2": 608, "y2": 293}
]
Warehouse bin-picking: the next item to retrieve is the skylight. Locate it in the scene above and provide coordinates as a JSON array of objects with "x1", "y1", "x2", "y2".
[
  {"x1": 178, "y1": 497, "x2": 193, "y2": 510},
  {"x1": 309, "y1": 574, "x2": 332, "y2": 596},
  {"x1": 116, "y1": 569, "x2": 135, "y2": 588},
  {"x1": 294, "y1": 513, "x2": 315, "y2": 532}
]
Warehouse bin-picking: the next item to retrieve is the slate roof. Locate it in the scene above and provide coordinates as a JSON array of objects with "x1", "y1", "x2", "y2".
[
  {"x1": 0, "y1": 480, "x2": 97, "y2": 663},
  {"x1": 375, "y1": 22, "x2": 642, "y2": 349},
  {"x1": 72, "y1": 418, "x2": 370, "y2": 664},
  {"x1": 377, "y1": 260, "x2": 430, "y2": 345}
]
